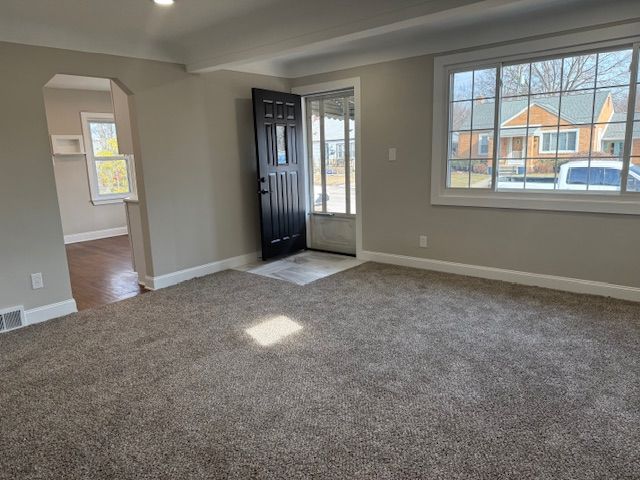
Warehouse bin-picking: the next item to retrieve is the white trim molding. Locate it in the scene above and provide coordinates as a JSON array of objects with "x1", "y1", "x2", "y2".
[
  {"x1": 24, "y1": 299, "x2": 78, "y2": 326},
  {"x1": 64, "y1": 226, "x2": 128, "y2": 244},
  {"x1": 145, "y1": 252, "x2": 259, "y2": 290},
  {"x1": 359, "y1": 250, "x2": 640, "y2": 302}
]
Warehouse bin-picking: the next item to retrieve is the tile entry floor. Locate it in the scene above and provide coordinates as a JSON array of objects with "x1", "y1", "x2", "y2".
[{"x1": 234, "y1": 250, "x2": 364, "y2": 285}]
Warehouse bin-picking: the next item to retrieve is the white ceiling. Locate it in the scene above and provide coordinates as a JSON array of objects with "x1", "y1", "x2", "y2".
[
  {"x1": 44, "y1": 74, "x2": 111, "y2": 91},
  {"x1": 1, "y1": 0, "x2": 639, "y2": 78}
]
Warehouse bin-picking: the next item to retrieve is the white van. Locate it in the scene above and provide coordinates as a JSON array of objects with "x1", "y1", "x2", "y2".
[{"x1": 497, "y1": 160, "x2": 640, "y2": 191}]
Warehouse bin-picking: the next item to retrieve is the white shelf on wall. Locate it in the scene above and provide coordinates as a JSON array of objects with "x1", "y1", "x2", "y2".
[{"x1": 51, "y1": 135, "x2": 85, "y2": 155}]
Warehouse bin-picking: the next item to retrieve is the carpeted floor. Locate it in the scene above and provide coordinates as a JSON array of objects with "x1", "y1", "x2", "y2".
[{"x1": 1, "y1": 263, "x2": 639, "y2": 479}]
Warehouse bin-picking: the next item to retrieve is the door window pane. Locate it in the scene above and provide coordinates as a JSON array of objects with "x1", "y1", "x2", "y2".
[{"x1": 276, "y1": 125, "x2": 287, "y2": 165}]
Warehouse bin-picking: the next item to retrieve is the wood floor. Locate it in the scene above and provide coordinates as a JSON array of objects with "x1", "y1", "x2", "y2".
[{"x1": 65, "y1": 235, "x2": 145, "y2": 311}]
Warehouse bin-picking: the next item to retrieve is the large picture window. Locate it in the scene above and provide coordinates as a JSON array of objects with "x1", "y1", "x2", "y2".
[
  {"x1": 447, "y1": 46, "x2": 639, "y2": 193},
  {"x1": 439, "y1": 38, "x2": 640, "y2": 208}
]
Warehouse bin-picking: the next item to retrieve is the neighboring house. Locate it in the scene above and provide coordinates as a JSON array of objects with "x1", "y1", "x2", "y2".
[{"x1": 451, "y1": 90, "x2": 639, "y2": 174}]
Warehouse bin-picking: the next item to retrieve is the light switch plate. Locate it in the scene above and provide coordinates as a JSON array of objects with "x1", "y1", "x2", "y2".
[
  {"x1": 31, "y1": 273, "x2": 44, "y2": 290},
  {"x1": 388, "y1": 147, "x2": 397, "y2": 162}
]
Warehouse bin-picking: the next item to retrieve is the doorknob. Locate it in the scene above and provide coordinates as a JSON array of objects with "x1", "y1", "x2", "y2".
[{"x1": 259, "y1": 189, "x2": 269, "y2": 195}]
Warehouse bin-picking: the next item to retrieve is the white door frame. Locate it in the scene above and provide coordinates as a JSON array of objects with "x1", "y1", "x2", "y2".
[{"x1": 292, "y1": 77, "x2": 362, "y2": 258}]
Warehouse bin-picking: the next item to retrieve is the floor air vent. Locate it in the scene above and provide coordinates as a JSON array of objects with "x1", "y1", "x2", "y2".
[{"x1": 0, "y1": 306, "x2": 25, "y2": 333}]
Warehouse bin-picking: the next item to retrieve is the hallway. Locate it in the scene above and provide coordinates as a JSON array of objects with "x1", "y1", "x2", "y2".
[{"x1": 65, "y1": 235, "x2": 145, "y2": 311}]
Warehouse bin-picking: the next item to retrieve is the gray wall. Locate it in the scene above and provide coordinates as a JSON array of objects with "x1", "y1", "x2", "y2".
[
  {"x1": 0, "y1": 40, "x2": 288, "y2": 311},
  {"x1": 136, "y1": 70, "x2": 289, "y2": 276},
  {"x1": 292, "y1": 55, "x2": 640, "y2": 288},
  {"x1": 43, "y1": 87, "x2": 127, "y2": 237}
]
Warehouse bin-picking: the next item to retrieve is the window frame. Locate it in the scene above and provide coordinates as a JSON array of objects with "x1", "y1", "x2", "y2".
[
  {"x1": 431, "y1": 23, "x2": 640, "y2": 215},
  {"x1": 80, "y1": 112, "x2": 136, "y2": 205}
]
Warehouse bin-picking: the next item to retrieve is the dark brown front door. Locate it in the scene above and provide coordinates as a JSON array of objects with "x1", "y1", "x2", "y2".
[{"x1": 252, "y1": 88, "x2": 306, "y2": 260}]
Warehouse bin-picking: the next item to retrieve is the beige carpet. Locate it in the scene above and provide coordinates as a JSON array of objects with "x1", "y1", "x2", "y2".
[{"x1": 1, "y1": 263, "x2": 639, "y2": 479}]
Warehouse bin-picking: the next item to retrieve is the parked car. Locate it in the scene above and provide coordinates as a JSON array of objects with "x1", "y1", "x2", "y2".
[{"x1": 497, "y1": 160, "x2": 640, "y2": 191}]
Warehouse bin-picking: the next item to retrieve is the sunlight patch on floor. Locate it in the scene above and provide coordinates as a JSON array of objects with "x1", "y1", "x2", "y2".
[{"x1": 246, "y1": 315, "x2": 303, "y2": 346}]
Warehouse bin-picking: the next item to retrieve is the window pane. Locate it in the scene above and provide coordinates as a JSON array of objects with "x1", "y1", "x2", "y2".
[
  {"x1": 348, "y1": 99, "x2": 356, "y2": 214},
  {"x1": 323, "y1": 97, "x2": 347, "y2": 214},
  {"x1": 469, "y1": 160, "x2": 492, "y2": 189},
  {"x1": 308, "y1": 100, "x2": 323, "y2": 212},
  {"x1": 472, "y1": 99, "x2": 495, "y2": 130},
  {"x1": 497, "y1": 158, "x2": 524, "y2": 189},
  {"x1": 562, "y1": 53, "x2": 597, "y2": 91},
  {"x1": 452, "y1": 71, "x2": 473, "y2": 101},
  {"x1": 449, "y1": 131, "x2": 470, "y2": 160},
  {"x1": 89, "y1": 121, "x2": 119, "y2": 157},
  {"x1": 473, "y1": 68, "x2": 496, "y2": 99},
  {"x1": 530, "y1": 58, "x2": 562, "y2": 94},
  {"x1": 474, "y1": 130, "x2": 493, "y2": 157},
  {"x1": 448, "y1": 160, "x2": 470, "y2": 188},
  {"x1": 558, "y1": 158, "x2": 589, "y2": 191},
  {"x1": 531, "y1": 93, "x2": 560, "y2": 126},
  {"x1": 451, "y1": 101, "x2": 472, "y2": 130},
  {"x1": 501, "y1": 63, "x2": 530, "y2": 97},
  {"x1": 559, "y1": 90, "x2": 594, "y2": 125},
  {"x1": 593, "y1": 123, "x2": 627, "y2": 158},
  {"x1": 628, "y1": 158, "x2": 640, "y2": 192},
  {"x1": 500, "y1": 95, "x2": 529, "y2": 125},
  {"x1": 596, "y1": 49, "x2": 633, "y2": 88},
  {"x1": 524, "y1": 159, "x2": 557, "y2": 190},
  {"x1": 498, "y1": 128, "x2": 527, "y2": 160},
  {"x1": 631, "y1": 122, "x2": 640, "y2": 157},
  {"x1": 95, "y1": 158, "x2": 130, "y2": 195}
]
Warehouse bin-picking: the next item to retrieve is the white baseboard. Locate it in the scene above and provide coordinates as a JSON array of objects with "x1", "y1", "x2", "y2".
[
  {"x1": 24, "y1": 299, "x2": 78, "y2": 326},
  {"x1": 145, "y1": 252, "x2": 259, "y2": 290},
  {"x1": 359, "y1": 250, "x2": 640, "y2": 302},
  {"x1": 64, "y1": 227, "x2": 128, "y2": 244}
]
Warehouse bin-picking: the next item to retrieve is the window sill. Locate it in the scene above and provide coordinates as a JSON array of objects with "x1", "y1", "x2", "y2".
[
  {"x1": 431, "y1": 190, "x2": 640, "y2": 215},
  {"x1": 91, "y1": 198, "x2": 128, "y2": 206}
]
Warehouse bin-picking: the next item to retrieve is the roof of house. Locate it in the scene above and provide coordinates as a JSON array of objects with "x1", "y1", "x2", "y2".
[
  {"x1": 459, "y1": 90, "x2": 610, "y2": 130},
  {"x1": 601, "y1": 112, "x2": 640, "y2": 141}
]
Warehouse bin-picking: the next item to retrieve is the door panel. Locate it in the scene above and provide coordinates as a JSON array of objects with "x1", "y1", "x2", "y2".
[
  {"x1": 253, "y1": 89, "x2": 306, "y2": 260},
  {"x1": 310, "y1": 214, "x2": 356, "y2": 255}
]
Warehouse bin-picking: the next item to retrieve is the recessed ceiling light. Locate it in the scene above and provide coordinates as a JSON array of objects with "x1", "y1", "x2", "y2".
[{"x1": 153, "y1": 0, "x2": 175, "y2": 5}]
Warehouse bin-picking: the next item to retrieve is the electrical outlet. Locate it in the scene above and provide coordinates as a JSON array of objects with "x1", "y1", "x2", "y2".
[
  {"x1": 388, "y1": 147, "x2": 397, "y2": 162},
  {"x1": 419, "y1": 235, "x2": 428, "y2": 248},
  {"x1": 31, "y1": 273, "x2": 44, "y2": 290}
]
